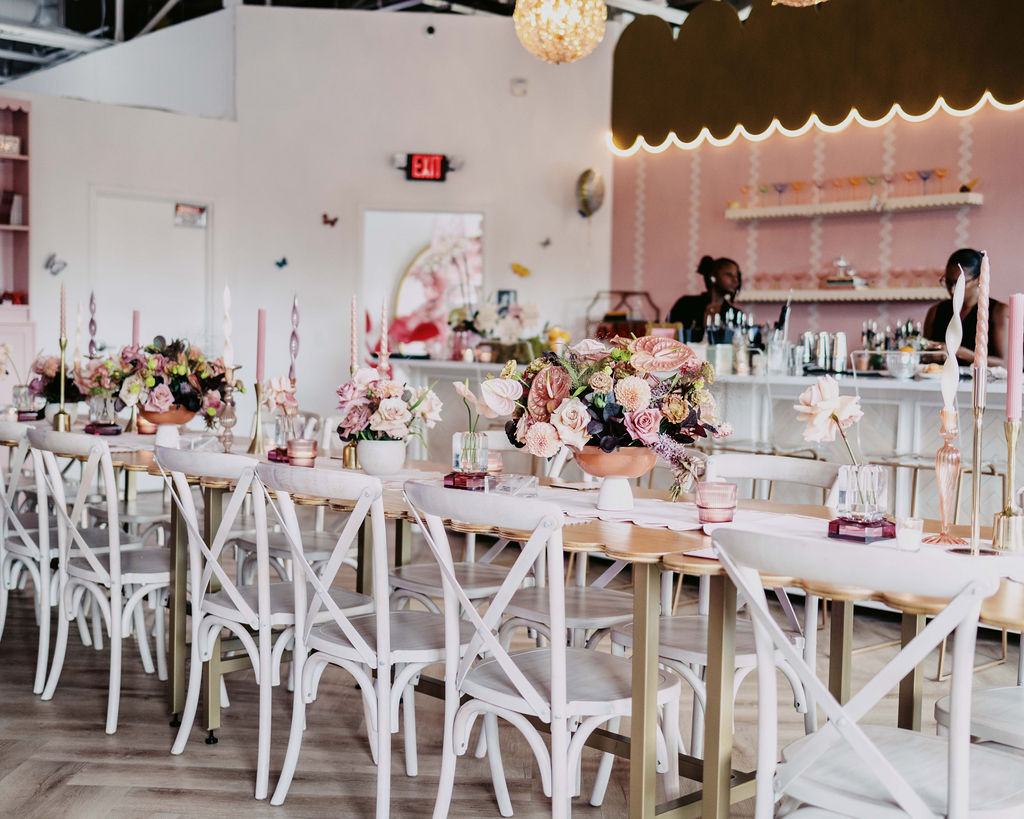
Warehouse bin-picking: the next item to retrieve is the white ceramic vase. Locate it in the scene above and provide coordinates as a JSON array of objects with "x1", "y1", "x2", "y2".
[
  {"x1": 154, "y1": 423, "x2": 180, "y2": 448},
  {"x1": 356, "y1": 439, "x2": 407, "y2": 477}
]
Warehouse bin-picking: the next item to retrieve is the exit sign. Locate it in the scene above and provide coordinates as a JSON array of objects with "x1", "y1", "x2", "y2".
[{"x1": 405, "y1": 153, "x2": 448, "y2": 182}]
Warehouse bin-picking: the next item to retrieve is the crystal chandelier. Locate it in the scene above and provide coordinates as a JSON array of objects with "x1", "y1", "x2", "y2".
[{"x1": 513, "y1": 0, "x2": 607, "y2": 65}]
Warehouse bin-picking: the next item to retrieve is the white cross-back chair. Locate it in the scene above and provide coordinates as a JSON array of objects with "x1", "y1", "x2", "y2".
[
  {"x1": 155, "y1": 446, "x2": 373, "y2": 799},
  {"x1": 714, "y1": 526, "x2": 1024, "y2": 818},
  {"x1": 405, "y1": 480, "x2": 682, "y2": 818},
  {"x1": 30, "y1": 428, "x2": 169, "y2": 734},
  {"x1": 263, "y1": 462, "x2": 472, "y2": 816}
]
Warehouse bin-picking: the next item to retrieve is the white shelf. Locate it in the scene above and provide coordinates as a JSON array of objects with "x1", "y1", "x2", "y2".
[
  {"x1": 736, "y1": 287, "x2": 948, "y2": 304},
  {"x1": 724, "y1": 192, "x2": 983, "y2": 222}
]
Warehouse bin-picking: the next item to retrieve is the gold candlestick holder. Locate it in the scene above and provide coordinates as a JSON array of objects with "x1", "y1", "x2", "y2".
[
  {"x1": 247, "y1": 382, "x2": 267, "y2": 455},
  {"x1": 970, "y1": 365, "x2": 988, "y2": 556},
  {"x1": 52, "y1": 337, "x2": 70, "y2": 432},
  {"x1": 993, "y1": 420, "x2": 1024, "y2": 551},
  {"x1": 343, "y1": 439, "x2": 360, "y2": 470}
]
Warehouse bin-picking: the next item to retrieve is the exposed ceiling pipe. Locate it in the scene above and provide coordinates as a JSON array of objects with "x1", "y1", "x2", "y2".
[
  {"x1": 114, "y1": 0, "x2": 123, "y2": 40},
  {"x1": 137, "y1": 0, "x2": 183, "y2": 37}
]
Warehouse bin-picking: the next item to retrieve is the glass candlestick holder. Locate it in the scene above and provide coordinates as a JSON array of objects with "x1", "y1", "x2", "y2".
[{"x1": 923, "y1": 409, "x2": 967, "y2": 547}]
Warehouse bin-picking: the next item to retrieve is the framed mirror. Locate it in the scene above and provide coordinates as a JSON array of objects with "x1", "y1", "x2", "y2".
[{"x1": 362, "y1": 209, "x2": 484, "y2": 358}]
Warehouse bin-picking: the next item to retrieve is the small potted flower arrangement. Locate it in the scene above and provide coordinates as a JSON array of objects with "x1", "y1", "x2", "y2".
[
  {"x1": 28, "y1": 353, "x2": 84, "y2": 418},
  {"x1": 1, "y1": 343, "x2": 41, "y2": 418},
  {"x1": 502, "y1": 336, "x2": 731, "y2": 509},
  {"x1": 450, "y1": 298, "x2": 543, "y2": 362},
  {"x1": 261, "y1": 375, "x2": 300, "y2": 457},
  {"x1": 335, "y1": 367, "x2": 442, "y2": 476},
  {"x1": 73, "y1": 356, "x2": 129, "y2": 433}
]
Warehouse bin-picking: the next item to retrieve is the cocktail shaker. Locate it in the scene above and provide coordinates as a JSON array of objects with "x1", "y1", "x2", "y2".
[
  {"x1": 832, "y1": 332, "x2": 848, "y2": 373},
  {"x1": 816, "y1": 332, "x2": 831, "y2": 370}
]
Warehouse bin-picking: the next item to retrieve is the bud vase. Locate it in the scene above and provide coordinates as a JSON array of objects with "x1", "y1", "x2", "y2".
[{"x1": 452, "y1": 431, "x2": 489, "y2": 474}]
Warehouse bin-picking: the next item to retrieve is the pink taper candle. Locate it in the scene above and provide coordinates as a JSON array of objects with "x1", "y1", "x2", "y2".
[
  {"x1": 379, "y1": 299, "x2": 389, "y2": 377},
  {"x1": 59, "y1": 283, "x2": 65, "y2": 338},
  {"x1": 974, "y1": 251, "x2": 991, "y2": 369},
  {"x1": 256, "y1": 308, "x2": 266, "y2": 384},
  {"x1": 350, "y1": 295, "x2": 358, "y2": 375},
  {"x1": 132, "y1": 310, "x2": 140, "y2": 347},
  {"x1": 1008, "y1": 293, "x2": 1024, "y2": 422}
]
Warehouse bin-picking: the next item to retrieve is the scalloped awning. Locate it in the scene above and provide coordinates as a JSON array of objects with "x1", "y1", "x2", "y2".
[{"x1": 611, "y1": 0, "x2": 1024, "y2": 152}]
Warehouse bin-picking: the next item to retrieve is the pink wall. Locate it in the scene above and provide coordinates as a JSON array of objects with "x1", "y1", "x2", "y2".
[{"x1": 611, "y1": 104, "x2": 1024, "y2": 341}]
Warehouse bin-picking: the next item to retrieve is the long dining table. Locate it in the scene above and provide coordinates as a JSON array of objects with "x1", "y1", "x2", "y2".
[{"x1": 9, "y1": 426, "x2": 1020, "y2": 818}]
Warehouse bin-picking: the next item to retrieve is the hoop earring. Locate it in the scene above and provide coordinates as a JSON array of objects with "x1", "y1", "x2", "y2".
[{"x1": 710, "y1": 277, "x2": 716, "y2": 283}]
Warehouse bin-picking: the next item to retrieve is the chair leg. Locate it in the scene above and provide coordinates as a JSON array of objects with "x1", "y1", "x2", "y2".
[
  {"x1": 662, "y1": 697, "x2": 681, "y2": 800},
  {"x1": 33, "y1": 564, "x2": 51, "y2": 695},
  {"x1": 171, "y1": 624, "x2": 207, "y2": 754},
  {"x1": 131, "y1": 589, "x2": 155, "y2": 675},
  {"x1": 589, "y1": 715, "x2": 618, "y2": 806},
  {"x1": 153, "y1": 592, "x2": 167, "y2": 682},
  {"x1": 802, "y1": 595, "x2": 819, "y2": 734},
  {"x1": 105, "y1": 594, "x2": 123, "y2": 734},
  {"x1": 432, "y1": 685, "x2": 459, "y2": 819},
  {"x1": 403, "y1": 683, "x2": 418, "y2": 777},
  {"x1": 41, "y1": 584, "x2": 73, "y2": 701},
  {"x1": 550, "y1": 716, "x2": 570, "y2": 819},
  {"x1": 91, "y1": 596, "x2": 104, "y2": 651},
  {"x1": 374, "y1": 662, "x2": 392, "y2": 819},
  {"x1": 483, "y1": 713, "x2": 512, "y2": 817},
  {"x1": 255, "y1": 627, "x2": 273, "y2": 800},
  {"x1": 271, "y1": 655, "x2": 312, "y2": 805}
]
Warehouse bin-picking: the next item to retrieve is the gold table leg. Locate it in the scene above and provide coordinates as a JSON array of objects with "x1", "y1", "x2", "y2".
[
  {"x1": 898, "y1": 613, "x2": 925, "y2": 730},
  {"x1": 828, "y1": 600, "x2": 853, "y2": 704},
  {"x1": 203, "y1": 486, "x2": 225, "y2": 732},
  {"x1": 167, "y1": 492, "x2": 188, "y2": 717},
  {"x1": 630, "y1": 561, "x2": 661, "y2": 819},
  {"x1": 704, "y1": 573, "x2": 737, "y2": 819}
]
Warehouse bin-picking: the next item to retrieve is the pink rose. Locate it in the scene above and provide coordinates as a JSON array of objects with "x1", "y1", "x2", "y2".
[
  {"x1": 480, "y1": 377, "x2": 523, "y2": 417},
  {"x1": 624, "y1": 408, "x2": 663, "y2": 445},
  {"x1": 144, "y1": 382, "x2": 175, "y2": 413},
  {"x1": 411, "y1": 387, "x2": 443, "y2": 429},
  {"x1": 369, "y1": 396, "x2": 413, "y2": 440},
  {"x1": 201, "y1": 390, "x2": 223, "y2": 414},
  {"x1": 336, "y1": 379, "x2": 369, "y2": 408},
  {"x1": 550, "y1": 397, "x2": 592, "y2": 451},
  {"x1": 629, "y1": 336, "x2": 702, "y2": 376},
  {"x1": 338, "y1": 404, "x2": 371, "y2": 439},
  {"x1": 33, "y1": 355, "x2": 60, "y2": 379},
  {"x1": 514, "y1": 412, "x2": 533, "y2": 443},
  {"x1": 794, "y1": 375, "x2": 863, "y2": 443},
  {"x1": 570, "y1": 339, "x2": 609, "y2": 363},
  {"x1": 352, "y1": 367, "x2": 380, "y2": 388},
  {"x1": 525, "y1": 421, "x2": 560, "y2": 458},
  {"x1": 375, "y1": 380, "x2": 406, "y2": 399},
  {"x1": 527, "y1": 366, "x2": 571, "y2": 420}
]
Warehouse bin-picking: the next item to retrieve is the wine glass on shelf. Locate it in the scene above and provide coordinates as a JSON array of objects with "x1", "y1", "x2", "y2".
[
  {"x1": 882, "y1": 173, "x2": 896, "y2": 199},
  {"x1": 772, "y1": 181, "x2": 789, "y2": 206},
  {"x1": 848, "y1": 176, "x2": 863, "y2": 201},
  {"x1": 865, "y1": 175, "x2": 879, "y2": 201},
  {"x1": 902, "y1": 170, "x2": 917, "y2": 196},
  {"x1": 934, "y1": 168, "x2": 949, "y2": 194},
  {"x1": 813, "y1": 179, "x2": 826, "y2": 204},
  {"x1": 740, "y1": 184, "x2": 752, "y2": 205},
  {"x1": 791, "y1": 180, "x2": 806, "y2": 204},
  {"x1": 758, "y1": 184, "x2": 769, "y2": 207},
  {"x1": 831, "y1": 177, "x2": 845, "y2": 202},
  {"x1": 917, "y1": 169, "x2": 934, "y2": 196}
]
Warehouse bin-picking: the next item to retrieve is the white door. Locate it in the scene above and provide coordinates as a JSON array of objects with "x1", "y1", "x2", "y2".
[{"x1": 90, "y1": 191, "x2": 211, "y2": 351}]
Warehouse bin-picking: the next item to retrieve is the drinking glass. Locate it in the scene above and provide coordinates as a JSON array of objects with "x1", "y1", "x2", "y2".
[
  {"x1": 902, "y1": 171, "x2": 917, "y2": 196},
  {"x1": 791, "y1": 181, "x2": 805, "y2": 204},
  {"x1": 896, "y1": 517, "x2": 924, "y2": 551},
  {"x1": 917, "y1": 169, "x2": 934, "y2": 195},
  {"x1": 766, "y1": 335, "x2": 790, "y2": 375},
  {"x1": 934, "y1": 168, "x2": 949, "y2": 193},
  {"x1": 773, "y1": 182, "x2": 789, "y2": 206},
  {"x1": 882, "y1": 173, "x2": 896, "y2": 198},
  {"x1": 452, "y1": 431, "x2": 489, "y2": 474},
  {"x1": 848, "y1": 176, "x2": 863, "y2": 200},
  {"x1": 758, "y1": 184, "x2": 769, "y2": 207},
  {"x1": 831, "y1": 178, "x2": 845, "y2": 202},
  {"x1": 696, "y1": 481, "x2": 738, "y2": 524},
  {"x1": 836, "y1": 464, "x2": 887, "y2": 522}
]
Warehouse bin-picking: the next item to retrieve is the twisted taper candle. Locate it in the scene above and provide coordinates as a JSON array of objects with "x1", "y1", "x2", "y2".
[{"x1": 975, "y1": 251, "x2": 990, "y2": 369}]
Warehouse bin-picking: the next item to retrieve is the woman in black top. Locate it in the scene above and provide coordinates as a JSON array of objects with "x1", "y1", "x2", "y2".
[
  {"x1": 667, "y1": 256, "x2": 743, "y2": 341},
  {"x1": 923, "y1": 248, "x2": 1008, "y2": 366}
]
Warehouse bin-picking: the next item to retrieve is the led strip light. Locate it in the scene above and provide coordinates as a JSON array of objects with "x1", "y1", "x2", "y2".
[{"x1": 607, "y1": 91, "x2": 1024, "y2": 156}]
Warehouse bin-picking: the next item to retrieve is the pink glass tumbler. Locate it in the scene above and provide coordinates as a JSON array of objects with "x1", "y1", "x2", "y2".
[{"x1": 696, "y1": 481, "x2": 739, "y2": 524}]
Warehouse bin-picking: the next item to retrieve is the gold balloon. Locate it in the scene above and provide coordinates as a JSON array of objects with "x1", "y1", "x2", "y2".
[
  {"x1": 576, "y1": 168, "x2": 605, "y2": 218},
  {"x1": 513, "y1": 0, "x2": 607, "y2": 66}
]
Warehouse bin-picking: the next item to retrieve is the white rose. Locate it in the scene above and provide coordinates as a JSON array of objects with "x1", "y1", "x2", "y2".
[
  {"x1": 550, "y1": 397, "x2": 592, "y2": 451},
  {"x1": 496, "y1": 316, "x2": 522, "y2": 345},
  {"x1": 369, "y1": 396, "x2": 413, "y2": 439},
  {"x1": 570, "y1": 338, "x2": 608, "y2": 362},
  {"x1": 480, "y1": 377, "x2": 523, "y2": 417},
  {"x1": 412, "y1": 387, "x2": 443, "y2": 429},
  {"x1": 519, "y1": 302, "x2": 541, "y2": 331},
  {"x1": 474, "y1": 303, "x2": 499, "y2": 334},
  {"x1": 119, "y1": 373, "x2": 148, "y2": 408}
]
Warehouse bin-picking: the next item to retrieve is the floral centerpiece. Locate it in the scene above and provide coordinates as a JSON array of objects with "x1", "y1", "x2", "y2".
[
  {"x1": 335, "y1": 367, "x2": 442, "y2": 475},
  {"x1": 122, "y1": 337, "x2": 236, "y2": 429},
  {"x1": 502, "y1": 336, "x2": 731, "y2": 501},
  {"x1": 262, "y1": 375, "x2": 300, "y2": 448},
  {"x1": 28, "y1": 354, "x2": 84, "y2": 406},
  {"x1": 450, "y1": 298, "x2": 543, "y2": 360}
]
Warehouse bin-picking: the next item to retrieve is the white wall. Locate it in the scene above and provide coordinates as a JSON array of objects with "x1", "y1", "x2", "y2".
[
  {"x1": 5, "y1": 10, "x2": 236, "y2": 120},
  {"x1": 7, "y1": 6, "x2": 615, "y2": 427}
]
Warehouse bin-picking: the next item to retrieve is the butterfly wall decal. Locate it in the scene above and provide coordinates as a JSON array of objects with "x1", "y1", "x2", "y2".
[
  {"x1": 275, "y1": 257, "x2": 288, "y2": 268},
  {"x1": 510, "y1": 262, "x2": 531, "y2": 278},
  {"x1": 44, "y1": 253, "x2": 67, "y2": 276},
  {"x1": 322, "y1": 213, "x2": 338, "y2": 227},
  {"x1": 539, "y1": 237, "x2": 551, "y2": 248}
]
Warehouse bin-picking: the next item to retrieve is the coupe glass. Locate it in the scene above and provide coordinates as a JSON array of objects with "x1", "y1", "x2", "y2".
[
  {"x1": 791, "y1": 181, "x2": 806, "y2": 204},
  {"x1": 902, "y1": 171, "x2": 917, "y2": 196},
  {"x1": 934, "y1": 167, "x2": 949, "y2": 193},
  {"x1": 882, "y1": 173, "x2": 896, "y2": 198},
  {"x1": 813, "y1": 179, "x2": 826, "y2": 204},
  {"x1": 848, "y1": 176, "x2": 863, "y2": 200},
  {"x1": 772, "y1": 182, "x2": 789, "y2": 206},
  {"x1": 917, "y1": 169, "x2": 934, "y2": 195},
  {"x1": 831, "y1": 178, "x2": 845, "y2": 202},
  {"x1": 758, "y1": 184, "x2": 769, "y2": 207}
]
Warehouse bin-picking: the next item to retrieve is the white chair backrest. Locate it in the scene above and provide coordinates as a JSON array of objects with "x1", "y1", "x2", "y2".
[
  {"x1": 712, "y1": 526, "x2": 1003, "y2": 818},
  {"x1": 404, "y1": 480, "x2": 565, "y2": 721},
  {"x1": 155, "y1": 446, "x2": 262, "y2": 626},
  {"x1": 297, "y1": 411, "x2": 321, "y2": 441},
  {"x1": 320, "y1": 414, "x2": 346, "y2": 457},
  {"x1": 255, "y1": 461, "x2": 386, "y2": 665},
  {"x1": 27, "y1": 428, "x2": 122, "y2": 584},
  {"x1": 705, "y1": 452, "x2": 839, "y2": 504},
  {"x1": 0, "y1": 421, "x2": 37, "y2": 558}
]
